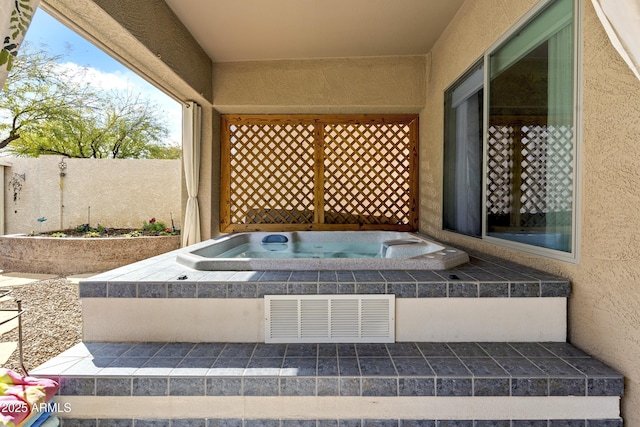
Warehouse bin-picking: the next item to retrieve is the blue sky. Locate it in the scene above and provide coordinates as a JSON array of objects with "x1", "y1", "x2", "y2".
[{"x1": 23, "y1": 8, "x2": 182, "y2": 146}]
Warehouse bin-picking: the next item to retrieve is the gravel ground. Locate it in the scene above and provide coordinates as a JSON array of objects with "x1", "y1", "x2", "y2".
[{"x1": 0, "y1": 277, "x2": 82, "y2": 373}]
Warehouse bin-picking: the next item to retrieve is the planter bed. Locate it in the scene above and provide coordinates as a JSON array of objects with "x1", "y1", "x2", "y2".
[{"x1": 0, "y1": 234, "x2": 180, "y2": 275}]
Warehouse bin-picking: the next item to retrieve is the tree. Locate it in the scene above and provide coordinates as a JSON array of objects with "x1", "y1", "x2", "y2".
[{"x1": 0, "y1": 45, "x2": 180, "y2": 159}]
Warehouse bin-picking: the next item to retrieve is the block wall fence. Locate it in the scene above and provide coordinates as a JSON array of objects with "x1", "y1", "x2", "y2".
[{"x1": 1, "y1": 156, "x2": 181, "y2": 235}]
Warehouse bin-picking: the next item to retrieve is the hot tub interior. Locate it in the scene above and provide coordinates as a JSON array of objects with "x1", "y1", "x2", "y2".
[{"x1": 176, "y1": 231, "x2": 468, "y2": 270}]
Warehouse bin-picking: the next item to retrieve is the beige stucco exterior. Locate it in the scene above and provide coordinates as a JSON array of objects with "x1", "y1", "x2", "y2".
[
  {"x1": 421, "y1": 0, "x2": 640, "y2": 424},
  {"x1": 81, "y1": 297, "x2": 567, "y2": 343},
  {"x1": 35, "y1": 0, "x2": 640, "y2": 422},
  {"x1": 49, "y1": 395, "x2": 621, "y2": 421},
  {"x1": 212, "y1": 56, "x2": 426, "y2": 114},
  {"x1": 3, "y1": 156, "x2": 181, "y2": 234}
]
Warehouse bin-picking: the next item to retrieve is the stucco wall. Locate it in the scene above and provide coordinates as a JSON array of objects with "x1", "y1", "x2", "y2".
[
  {"x1": 208, "y1": 56, "x2": 426, "y2": 237},
  {"x1": 3, "y1": 156, "x2": 181, "y2": 234},
  {"x1": 212, "y1": 56, "x2": 426, "y2": 114},
  {"x1": 422, "y1": 0, "x2": 640, "y2": 423}
]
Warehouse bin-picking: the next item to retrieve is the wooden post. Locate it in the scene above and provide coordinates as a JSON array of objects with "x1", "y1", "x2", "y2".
[{"x1": 0, "y1": 159, "x2": 12, "y2": 236}]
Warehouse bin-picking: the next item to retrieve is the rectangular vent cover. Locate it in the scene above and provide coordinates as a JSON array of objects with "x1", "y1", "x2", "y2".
[{"x1": 265, "y1": 295, "x2": 395, "y2": 343}]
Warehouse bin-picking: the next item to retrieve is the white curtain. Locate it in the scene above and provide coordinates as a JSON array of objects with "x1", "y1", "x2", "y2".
[
  {"x1": 591, "y1": 0, "x2": 640, "y2": 81},
  {"x1": 453, "y1": 95, "x2": 482, "y2": 236},
  {"x1": 182, "y1": 102, "x2": 202, "y2": 247},
  {"x1": 448, "y1": 66, "x2": 483, "y2": 236},
  {"x1": 0, "y1": 0, "x2": 40, "y2": 89}
]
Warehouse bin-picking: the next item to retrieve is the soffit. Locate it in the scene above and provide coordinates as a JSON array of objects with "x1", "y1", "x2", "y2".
[{"x1": 164, "y1": 0, "x2": 465, "y2": 63}]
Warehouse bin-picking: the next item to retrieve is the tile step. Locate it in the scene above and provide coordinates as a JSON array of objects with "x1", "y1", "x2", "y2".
[
  {"x1": 49, "y1": 394, "x2": 622, "y2": 425},
  {"x1": 33, "y1": 342, "x2": 623, "y2": 425},
  {"x1": 57, "y1": 418, "x2": 623, "y2": 427},
  {"x1": 31, "y1": 342, "x2": 623, "y2": 398}
]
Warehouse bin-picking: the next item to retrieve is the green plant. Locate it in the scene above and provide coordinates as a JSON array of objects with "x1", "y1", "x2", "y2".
[
  {"x1": 141, "y1": 217, "x2": 167, "y2": 234},
  {"x1": 51, "y1": 232, "x2": 67, "y2": 238},
  {"x1": 85, "y1": 231, "x2": 101, "y2": 238},
  {"x1": 75, "y1": 223, "x2": 91, "y2": 233},
  {"x1": 125, "y1": 230, "x2": 142, "y2": 238}
]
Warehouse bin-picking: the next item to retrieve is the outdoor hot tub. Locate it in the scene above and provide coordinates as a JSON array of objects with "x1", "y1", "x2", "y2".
[{"x1": 176, "y1": 231, "x2": 468, "y2": 270}]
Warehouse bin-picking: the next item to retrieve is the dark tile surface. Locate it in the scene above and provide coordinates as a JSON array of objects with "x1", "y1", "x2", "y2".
[
  {"x1": 96, "y1": 377, "x2": 131, "y2": 396},
  {"x1": 206, "y1": 377, "x2": 242, "y2": 396},
  {"x1": 479, "y1": 283, "x2": 509, "y2": 298},
  {"x1": 132, "y1": 377, "x2": 168, "y2": 396},
  {"x1": 43, "y1": 341, "x2": 622, "y2": 398},
  {"x1": 107, "y1": 283, "x2": 137, "y2": 298},
  {"x1": 417, "y1": 283, "x2": 447, "y2": 297},
  {"x1": 473, "y1": 378, "x2": 510, "y2": 396},
  {"x1": 436, "y1": 377, "x2": 473, "y2": 396},
  {"x1": 80, "y1": 251, "x2": 572, "y2": 300},
  {"x1": 511, "y1": 378, "x2": 549, "y2": 396},
  {"x1": 448, "y1": 282, "x2": 478, "y2": 298},
  {"x1": 58, "y1": 419, "x2": 624, "y2": 427},
  {"x1": 461, "y1": 358, "x2": 509, "y2": 376}
]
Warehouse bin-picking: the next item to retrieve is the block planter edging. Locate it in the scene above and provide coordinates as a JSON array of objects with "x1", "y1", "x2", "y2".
[{"x1": 0, "y1": 234, "x2": 180, "y2": 275}]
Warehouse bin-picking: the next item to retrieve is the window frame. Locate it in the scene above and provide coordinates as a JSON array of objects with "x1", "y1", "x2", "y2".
[{"x1": 442, "y1": 0, "x2": 582, "y2": 263}]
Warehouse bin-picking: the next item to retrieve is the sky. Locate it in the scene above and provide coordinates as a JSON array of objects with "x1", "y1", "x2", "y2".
[{"x1": 22, "y1": 8, "x2": 182, "y2": 146}]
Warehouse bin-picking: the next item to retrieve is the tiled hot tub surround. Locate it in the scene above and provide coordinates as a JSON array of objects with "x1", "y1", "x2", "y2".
[
  {"x1": 34, "y1": 341, "x2": 622, "y2": 398},
  {"x1": 39, "y1": 244, "x2": 622, "y2": 425},
  {"x1": 78, "y1": 250, "x2": 570, "y2": 300}
]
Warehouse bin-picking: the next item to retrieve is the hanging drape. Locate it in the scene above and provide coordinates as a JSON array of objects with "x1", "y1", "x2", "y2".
[
  {"x1": 546, "y1": 23, "x2": 574, "y2": 252},
  {"x1": 591, "y1": 0, "x2": 640, "y2": 81},
  {"x1": 448, "y1": 66, "x2": 483, "y2": 237},
  {"x1": 0, "y1": 0, "x2": 40, "y2": 89},
  {"x1": 182, "y1": 102, "x2": 202, "y2": 247},
  {"x1": 453, "y1": 94, "x2": 482, "y2": 237}
]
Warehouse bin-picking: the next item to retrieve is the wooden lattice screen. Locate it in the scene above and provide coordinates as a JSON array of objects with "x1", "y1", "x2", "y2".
[
  {"x1": 487, "y1": 118, "x2": 574, "y2": 230},
  {"x1": 221, "y1": 115, "x2": 418, "y2": 232}
]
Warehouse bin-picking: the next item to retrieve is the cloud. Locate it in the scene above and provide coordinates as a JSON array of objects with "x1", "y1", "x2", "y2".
[
  {"x1": 55, "y1": 62, "x2": 183, "y2": 146},
  {"x1": 56, "y1": 62, "x2": 130, "y2": 91}
]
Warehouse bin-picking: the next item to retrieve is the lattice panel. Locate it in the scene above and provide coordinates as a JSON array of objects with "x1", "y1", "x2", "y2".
[
  {"x1": 228, "y1": 122, "x2": 316, "y2": 225},
  {"x1": 221, "y1": 115, "x2": 418, "y2": 232},
  {"x1": 323, "y1": 123, "x2": 412, "y2": 225},
  {"x1": 487, "y1": 125, "x2": 514, "y2": 216},
  {"x1": 546, "y1": 125, "x2": 574, "y2": 215},
  {"x1": 520, "y1": 125, "x2": 548, "y2": 217},
  {"x1": 487, "y1": 123, "x2": 574, "y2": 229}
]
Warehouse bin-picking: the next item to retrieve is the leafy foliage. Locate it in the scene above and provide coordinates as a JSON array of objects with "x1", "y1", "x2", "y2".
[
  {"x1": 141, "y1": 217, "x2": 173, "y2": 235},
  {"x1": 0, "y1": 0, "x2": 36, "y2": 71},
  {"x1": 0, "y1": 44, "x2": 180, "y2": 159},
  {"x1": 43, "y1": 218, "x2": 179, "y2": 238}
]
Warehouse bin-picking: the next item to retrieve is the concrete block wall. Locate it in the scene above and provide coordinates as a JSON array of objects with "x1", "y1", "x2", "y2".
[{"x1": 2, "y1": 156, "x2": 181, "y2": 234}]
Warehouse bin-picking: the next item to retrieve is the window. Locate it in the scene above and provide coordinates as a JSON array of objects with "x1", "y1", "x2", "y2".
[
  {"x1": 443, "y1": 61, "x2": 484, "y2": 237},
  {"x1": 443, "y1": 0, "x2": 577, "y2": 258}
]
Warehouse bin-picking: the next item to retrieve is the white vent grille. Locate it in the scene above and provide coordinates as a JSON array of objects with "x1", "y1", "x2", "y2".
[{"x1": 265, "y1": 295, "x2": 395, "y2": 343}]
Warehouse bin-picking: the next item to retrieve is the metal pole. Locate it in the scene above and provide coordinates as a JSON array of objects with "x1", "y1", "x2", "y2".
[{"x1": 16, "y1": 300, "x2": 27, "y2": 376}]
